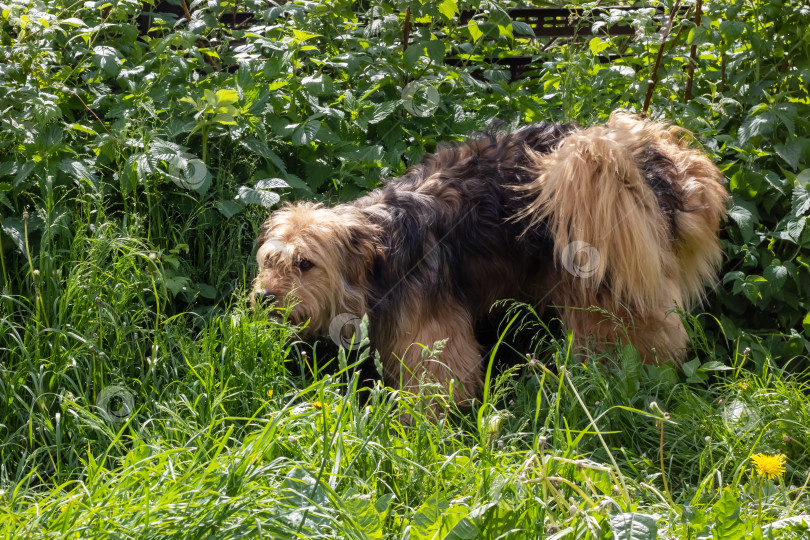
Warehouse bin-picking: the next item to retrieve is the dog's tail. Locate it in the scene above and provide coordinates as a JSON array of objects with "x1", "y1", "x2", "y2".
[{"x1": 520, "y1": 111, "x2": 728, "y2": 318}]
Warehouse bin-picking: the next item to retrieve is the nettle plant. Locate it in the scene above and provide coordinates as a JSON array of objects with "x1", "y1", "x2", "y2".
[{"x1": 681, "y1": 0, "x2": 810, "y2": 368}]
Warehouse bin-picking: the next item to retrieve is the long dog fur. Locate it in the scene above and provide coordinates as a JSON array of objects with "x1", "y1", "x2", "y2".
[{"x1": 252, "y1": 111, "x2": 729, "y2": 402}]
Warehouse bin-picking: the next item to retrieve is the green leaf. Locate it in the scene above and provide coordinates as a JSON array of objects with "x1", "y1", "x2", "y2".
[
  {"x1": 763, "y1": 263, "x2": 788, "y2": 292},
  {"x1": 374, "y1": 493, "x2": 394, "y2": 521},
  {"x1": 687, "y1": 26, "x2": 711, "y2": 46},
  {"x1": 58, "y1": 159, "x2": 98, "y2": 186},
  {"x1": 793, "y1": 185, "x2": 810, "y2": 215},
  {"x1": 199, "y1": 48, "x2": 220, "y2": 59},
  {"x1": 291, "y1": 120, "x2": 321, "y2": 146},
  {"x1": 92, "y1": 45, "x2": 121, "y2": 76},
  {"x1": 302, "y1": 74, "x2": 333, "y2": 96},
  {"x1": 773, "y1": 104, "x2": 797, "y2": 138},
  {"x1": 729, "y1": 205, "x2": 755, "y2": 243},
  {"x1": 59, "y1": 17, "x2": 86, "y2": 27},
  {"x1": 437, "y1": 0, "x2": 458, "y2": 20},
  {"x1": 700, "y1": 361, "x2": 734, "y2": 371},
  {"x1": 162, "y1": 275, "x2": 191, "y2": 296},
  {"x1": 280, "y1": 468, "x2": 329, "y2": 529},
  {"x1": 740, "y1": 275, "x2": 767, "y2": 305},
  {"x1": 512, "y1": 20, "x2": 535, "y2": 37},
  {"x1": 426, "y1": 40, "x2": 445, "y2": 64},
  {"x1": 682, "y1": 358, "x2": 701, "y2": 378},
  {"x1": 796, "y1": 169, "x2": 810, "y2": 188},
  {"x1": 441, "y1": 507, "x2": 476, "y2": 539},
  {"x1": 0, "y1": 191, "x2": 11, "y2": 211},
  {"x1": 344, "y1": 491, "x2": 383, "y2": 539},
  {"x1": 738, "y1": 112, "x2": 775, "y2": 145},
  {"x1": 712, "y1": 488, "x2": 747, "y2": 540},
  {"x1": 411, "y1": 493, "x2": 449, "y2": 540},
  {"x1": 489, "y1": 6, "x2": 511, "y2": 28},
  {"x1": 235, "y1": 184, "x2": 282, "y2": 208},
  {"x1": 337, "y1": 145, "x2": 383, "y2": 166},
  {"x1": 444, "y1": 517, "x2": 479, "y2": 539},
  {"x1": 213, "y1": 110, "x2": 238, "y2": 125},
  {"x1": 618, "y1": 345, "x2": 642, "y2": 397},
  {"x1": 774, "y1": 141, "x2": 802, "y2": 170},
  {"x1": 194, "y1": 282, "x2": 217, "y2": 300},
  {"x1": 719, "y1": 20, "x2": 746, "y2": 42},
  {"x1": 240, "y1": 138, "x2": 287, "y2": 173},
  {"x1": 291, "y1": 29, "x2": 321, "y2": 42},
  {"x1": 282, "y1": 173, "x2": 313, "y2": 192},
  {"x1": 609, "y1": 512, "x2": 659, "y2": 540},
  {"x1": 497, "y1": 24, "x2": 513, "y2": 38},
  {"x1": 682, "y1": 505, "x2": 707, "y2": 530},
  {"x1": 1, "y1": 218, "x2": 25, "y2": 253},
  {"x1": 468, "y1": 20, "x2": 483, "y2": 42},
  {"x1": 254, "y1": 178, "x2": 289, "y2": 190},
  {"x1": 369, "y1": 101, "x2": 398, "y2": 124},
  {"x1": 204, "y1": 89, "x2": 217, "y2": 107},
  {"x1": 164, "y1": 153, "x2": 210, "y2": 194},
  {"x1": 785, "y1": 217, "x2": 806, "y2": 243},
  {"x1": 589, "y1": 37, "x2": 610, "y2": 55},
  {"x1": 763, "y1": 515, "x2": 810, "y2": 533},
  {"x1": 404, "y1": 43, "x2": 424, "y2": 69},
  {"x1": 14, "y1": 161, "x2": 36, "y2": 186},
  {"x1": 69, "y1": 123, "x2": 97, "y2": 136},
  {"x1": 215, "y1": 200, "x2": 244, "y2": 218},
  {"x1": 215, "y1": 89, "x2": 239, "y2": 106}
]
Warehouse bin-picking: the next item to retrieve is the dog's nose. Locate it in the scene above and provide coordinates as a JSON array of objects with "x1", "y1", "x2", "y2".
[{"x1": 257, "y1": 291, "x2": 277, "y2": 305}]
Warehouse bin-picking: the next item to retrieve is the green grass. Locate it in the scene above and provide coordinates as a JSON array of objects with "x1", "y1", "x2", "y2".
[{"x1": 1, "y1": 226, "x2": 809, "y2": 538}]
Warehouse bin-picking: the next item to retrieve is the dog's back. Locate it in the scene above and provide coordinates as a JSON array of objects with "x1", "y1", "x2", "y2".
[{"x1": 354, "y1": 122, "x2": 578, "y2": 318}]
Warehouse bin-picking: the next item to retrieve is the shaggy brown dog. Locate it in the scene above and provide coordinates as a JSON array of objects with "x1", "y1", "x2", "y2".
[{"x1": 251, "y1": 112, "x2": 728, "y2": 403}]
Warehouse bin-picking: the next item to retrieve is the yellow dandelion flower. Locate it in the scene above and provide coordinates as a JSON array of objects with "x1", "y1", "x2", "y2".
[
  {"x1": 751, "y1": 453, "x2": 787, "y2": 480},
  {"x1": 738, "y1": 382, "x2": 749, "y2": 391},
  {"x1": 312, "y1": 400, "x2": 324, "y2": 409},
  {"x1": 266, "y1": 389, "x2": 274, "y2": 398}
]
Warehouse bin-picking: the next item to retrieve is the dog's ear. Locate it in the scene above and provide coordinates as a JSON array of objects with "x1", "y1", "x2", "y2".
[{"x1": 341, "y1": 221, "x2": 383, "y2": 284}]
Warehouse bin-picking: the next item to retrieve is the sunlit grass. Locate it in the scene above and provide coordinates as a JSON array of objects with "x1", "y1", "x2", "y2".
[{"x1": 2, "y1": 236, "x2": 809, "y2": 537}]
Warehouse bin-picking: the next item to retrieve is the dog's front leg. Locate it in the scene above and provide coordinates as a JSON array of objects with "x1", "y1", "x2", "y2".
[{"x1": 382, "y1": 302, "x2": 483, "y2": 407}]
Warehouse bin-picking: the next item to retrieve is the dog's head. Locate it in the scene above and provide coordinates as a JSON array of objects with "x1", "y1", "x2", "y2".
[{"x1": 251, "y1": 202, "x2": 381, "y2": 335}]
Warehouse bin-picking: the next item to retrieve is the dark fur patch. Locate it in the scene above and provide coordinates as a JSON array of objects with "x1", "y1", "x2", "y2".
[
  {"x1": 637, "y1": 145, "x2": 685, "y2": 237},
  {"x1": 353, "y1": 123, "x2": 576, "y2": 330}
]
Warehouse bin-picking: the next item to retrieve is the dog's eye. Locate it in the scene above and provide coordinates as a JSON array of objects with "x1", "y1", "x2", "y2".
[{"x1": 298, "y1": 259, "x2": 314, "y2": 271}]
